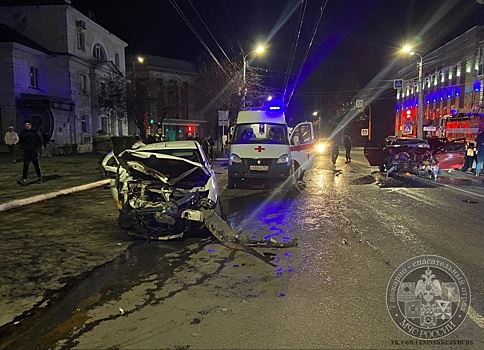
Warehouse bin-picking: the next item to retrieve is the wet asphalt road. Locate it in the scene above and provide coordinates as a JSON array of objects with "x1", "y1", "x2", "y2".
[{"x1": 1, "y1": 150, "x2": 484, "y2": 349}]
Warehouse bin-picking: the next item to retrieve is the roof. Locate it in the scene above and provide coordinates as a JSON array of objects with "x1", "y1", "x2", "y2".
[
  {"x1": 0, "y1": 24, "x2": 50, "y2": 53},
  {"x1": 236, "y1": 110, "x2": 286, "y2": 125},
  {"x1": 128, "y1": 54, "x2": 197, "y2": 73},
  {"x1": 137, "y1": 141, "x2": 199, "y2": 150}
]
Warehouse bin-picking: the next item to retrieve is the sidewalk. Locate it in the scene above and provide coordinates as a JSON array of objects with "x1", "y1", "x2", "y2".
[{"x1": 0, "y1": 154, "x2": 103, "y2": 204}]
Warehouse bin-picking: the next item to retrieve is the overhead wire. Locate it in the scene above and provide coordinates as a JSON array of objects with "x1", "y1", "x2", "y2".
[
  {"x1": 169, "y1": 0, "x2": 228, "y2": 77},
  {"x1": 186, "y1": 0, "x2": 234, "y2": 66},
  {"x1": 286, "y1": 0, "x2": 329, "y2": 105},
  {"x1": 282, "y1": 0, "x2": 307, "y2": 102}
]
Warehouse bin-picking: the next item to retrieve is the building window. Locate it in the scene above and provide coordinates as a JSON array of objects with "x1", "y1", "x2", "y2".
[
  {"x1": 81, "y1": 116, "x2": 88, "y2": 133},
  {"x1": 456, "y1": 65, "x2": 461, "y2": 77},
  {"x1": 29, "y1": 65, "x2": 39, "y2": 88},
  {"x1": 114, "y1": 53, "x2": 120, "y2": 67},
  {"x1": 77, "y1": 31, "x2": 85, "y2": 51},
  {"x1": 440, "y1": 71, "x2": 445, "y2": 83},
  {"x1": 79, "y1": 74, "x2": 88, "y2": 94},
  {"x1": 93, "y1": 43, "x2": 107, "y2": 61},
  {"x1": 448, "y1": 67, "x2": 453, "y2": 80},
  {"x1": 466, "y1": 60, "x2": 472, "y2": 73}
]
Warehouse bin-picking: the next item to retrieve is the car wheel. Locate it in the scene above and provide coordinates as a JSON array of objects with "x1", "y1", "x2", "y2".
[{"x1": 118, "y1": 207, "x2": 133, "y2": 229}]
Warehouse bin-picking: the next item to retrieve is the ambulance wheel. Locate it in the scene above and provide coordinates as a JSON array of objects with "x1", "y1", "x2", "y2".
[{"x1": 228, "y1": 177, "x2": 237, "y2": 189}]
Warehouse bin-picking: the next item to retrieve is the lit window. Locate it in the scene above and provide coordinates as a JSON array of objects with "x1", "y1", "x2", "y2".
[
  {"x1": 93, "y1": 43, "x2": 107, "y2": 60},
  {"x1": 433, "y1": 74, "x2": 438, "y2": 86},
  {"x1": 466, "y1": 60, "x2": 472, "y2": 73},
  {"x1": 29, "y1": 65, "x2": 39, "y2": 88},
  {"x1": 448, "y1": 68, "x2": 453, "y2": 80},
  {"x1": 396, "y1": 90, "x2": 400, "y2": 100},
  {"x1": 457, "y1": 65, "x2": 461, "y2": 77},
  {"x1": 440, "y1": 71, "x2": 445, "y2": 83},
  {"x1": 411, "y1": 87, "x2": 414, "y2": 94},
  {"x1": 77, "y1": 31, "x2": 85, "y2": 51},
  {"x1": 79, "y1": 74, "x2": 88, "y2": 94}
]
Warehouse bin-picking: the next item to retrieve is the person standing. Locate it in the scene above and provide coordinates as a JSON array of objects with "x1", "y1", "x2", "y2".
[
  {"x1": 331, "y1": 138, "x2": 340, "y2": 170},
  {"x1": 4, "y1": 126, "x2": 19, "y2": 163},
  {"x1": 462, "y1": 141, "x2": 476, "y2": 173},
  {"x1": 18, "y1": 121, "x2": 42, "y2": 185},
  {"x1": 475, "y1": 130, "x2": 484, "y2": 177},
  {"x1": 92, "y1": 130, "x2": 113, "y2": 177},
  {"x1": 343, "y1": 132, "x2": 352, "y2": 163}
]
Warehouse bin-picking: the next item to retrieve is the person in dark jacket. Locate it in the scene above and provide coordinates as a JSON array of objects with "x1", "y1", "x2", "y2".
[
  {"x1": 475, "y1": 130, "x2": 484, "y2": 176},
  {"x1": 331, "y1": 137, "x2": 340, "y2": 170},
  {"x1": 18, "y1": 121, "x2": 42, "y2": 185},
  {"x1": 343, "y1": 133, "x2": 352, "y2": 163}
]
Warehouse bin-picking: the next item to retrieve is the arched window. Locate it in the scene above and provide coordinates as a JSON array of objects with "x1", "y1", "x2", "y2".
[{"x1": 93, "y1": 43, "x2": 107, "y2": 61}]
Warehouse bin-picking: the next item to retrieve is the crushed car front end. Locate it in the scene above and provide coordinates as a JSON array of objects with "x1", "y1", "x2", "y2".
[{"x1": 103, "y1": 148, "x2": 218, "y2": 240}]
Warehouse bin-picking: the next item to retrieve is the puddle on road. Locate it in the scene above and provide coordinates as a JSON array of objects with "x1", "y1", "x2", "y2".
[{"x1": 0, "y1": 239, "x2": 210, "y2": 350}]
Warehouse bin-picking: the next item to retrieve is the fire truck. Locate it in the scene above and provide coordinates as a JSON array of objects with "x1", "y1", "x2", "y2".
[{"x1": 438, "y1": 113, "x2": 484, "y2": 141}]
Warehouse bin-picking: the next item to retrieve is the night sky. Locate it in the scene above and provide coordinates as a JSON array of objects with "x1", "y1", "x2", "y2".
[{"x1": 72, "y1": 0, "x2": 484, "y2": 138}]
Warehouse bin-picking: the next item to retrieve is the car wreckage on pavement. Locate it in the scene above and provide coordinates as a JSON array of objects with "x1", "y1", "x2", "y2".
[{"x1": 102, "y1": 141, "x2": 219, "y2": 240}]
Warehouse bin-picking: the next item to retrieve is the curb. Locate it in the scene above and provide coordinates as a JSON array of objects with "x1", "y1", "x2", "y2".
[{"x1": 0, "y1": 179, "x2": 110, "y2": 212}]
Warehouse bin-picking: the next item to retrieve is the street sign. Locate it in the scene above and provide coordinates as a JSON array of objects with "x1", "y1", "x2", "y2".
[
  {"x1": 423, "y1": 126, "x2": 437, "y2": 132},
  {"x1": 361, "y1": 128, "x2": 369, "y2": 136},
  {"x1": 218, "y1": 110, "x2": 229, "y2": 127},
  {"x1": 394, "y1": 79, "x2": 403, "y2": 89},
  {"x1": 403, "y1": 122, "x2": 413, "y2": 135},
  {"x1": 355, "y1": 99, "x2": 364, "y2": 108}
]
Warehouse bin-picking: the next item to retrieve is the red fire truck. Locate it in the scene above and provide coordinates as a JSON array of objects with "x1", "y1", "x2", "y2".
[{"x1": 439, "y1": 114, "x2": 484, "y2": 141}]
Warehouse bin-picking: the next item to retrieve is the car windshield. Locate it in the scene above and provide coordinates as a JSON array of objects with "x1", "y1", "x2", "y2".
[
  {"x1": 233, "y1": 123, "x2": 288, "y2": 145},
  {"x1": 141, "y1": 149, "x2": 202, "y2": 163}
]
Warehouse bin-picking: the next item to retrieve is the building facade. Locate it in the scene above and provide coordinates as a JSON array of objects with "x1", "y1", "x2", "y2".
[
  {"x1": 395, "y1": 26, "x2": 484, "y2": 138},
  {"x1": 127, "y1": 55, "x2": 205, "y2": 140},
  {"x1": 0, "y1": 0, "x2": 127, "y2": 152}
]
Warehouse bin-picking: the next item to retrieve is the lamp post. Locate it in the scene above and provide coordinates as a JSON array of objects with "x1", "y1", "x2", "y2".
[
  {"x1": 242, "y1": 43, "x2": 266, "y2": 109},
  {"x1": 132, "y1": 56, "x2": 144, "y2": 137},
  {"x1": 401, "y1": 45, "x2": 424, "y2": 138}
]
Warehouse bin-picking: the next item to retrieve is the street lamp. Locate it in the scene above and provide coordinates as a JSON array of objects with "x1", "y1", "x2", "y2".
[
  {"x1": 132, "y1": 55, "x2": 145, "y2": 136},
  {"x1": 400, "y1": 45, "x2": 424, "y2": 138},
  {"x1": 242, "y1": 42, "x2": 267, "y2": 108},
  {"x1": 312, "y1": 111, "x2": 318, "y2": 116}
]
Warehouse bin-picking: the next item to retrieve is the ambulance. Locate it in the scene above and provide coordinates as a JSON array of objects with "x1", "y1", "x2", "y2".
[{"x1": 227, "y1": 106, "x2": 315, "y2": 188}]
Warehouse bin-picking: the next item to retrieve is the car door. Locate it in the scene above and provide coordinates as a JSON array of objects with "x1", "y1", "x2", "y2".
[
  {"x1": 434, "y1": 138, "x2": 466, "y2": 170},
  {"x1": 289, "y1": 122, "x2": 315, "y2": 174}
]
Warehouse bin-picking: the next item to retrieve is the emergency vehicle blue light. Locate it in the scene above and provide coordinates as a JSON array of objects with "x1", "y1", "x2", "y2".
[
  {"x1": 473, "y1": 80, "x2": 481, "y2": 92},
  {"x1": 269, "y1": 106, "x2": 281, "y2": 110}
]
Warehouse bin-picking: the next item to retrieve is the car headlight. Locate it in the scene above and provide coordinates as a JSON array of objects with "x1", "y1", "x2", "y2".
[
  {"x1": 277, "y1": 154, "x2": 289, "y2": 164},
  {"x1": 230, "y1": 153, "x2": 242, "y2": 164},
  {"x1": 315, "y1": 142, "x2": 327, "y2": 154}
]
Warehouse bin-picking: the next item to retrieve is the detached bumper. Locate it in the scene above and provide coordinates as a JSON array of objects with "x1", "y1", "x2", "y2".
[{"x1": 228, "y1": 160, "x2": 290, "y2": 181}]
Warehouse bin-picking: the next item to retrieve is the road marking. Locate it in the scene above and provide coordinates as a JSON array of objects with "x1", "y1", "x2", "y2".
[{"x1": 468, "y1": 306, "x2": 484, "y2": 329}]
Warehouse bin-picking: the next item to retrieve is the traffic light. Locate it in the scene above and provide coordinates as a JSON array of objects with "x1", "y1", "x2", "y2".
[
  {"x1": 188, "y1": 125, "x2": 193, "y2": 133},
  {"x1": 149, "y1": 118, "x2": 155, "y2": 125},
  {"x1": 406, "y1": 110, "x2": 412, "y2": 119}
]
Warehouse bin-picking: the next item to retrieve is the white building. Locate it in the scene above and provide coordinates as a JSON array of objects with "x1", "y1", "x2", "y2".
[{"x1": 0, "y1": 0, "x2": 127, "y2": 153}]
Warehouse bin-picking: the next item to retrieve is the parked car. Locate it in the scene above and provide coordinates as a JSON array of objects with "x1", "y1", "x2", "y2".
[{"x1": 102, "y1": 141, "x2": 219, "y2": 240}]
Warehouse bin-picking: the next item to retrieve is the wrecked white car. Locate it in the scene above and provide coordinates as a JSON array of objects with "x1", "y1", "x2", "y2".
[{"x1": 102, "y1": 141, "x2": 219, "y2": 240}]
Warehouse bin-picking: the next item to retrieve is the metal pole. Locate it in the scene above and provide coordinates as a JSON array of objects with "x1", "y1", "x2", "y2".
[
  {"x1": 242, "y1": 56, "x2": 247, "y2": 109},
  {"x1": 368, "y1": 104, "x2": 372, "y2": 141},
  {"x1": 417, "y1": 54, "x2": 424, "y2": 139}
]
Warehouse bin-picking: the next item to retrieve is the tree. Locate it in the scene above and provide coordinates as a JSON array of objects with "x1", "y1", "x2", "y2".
[
  {"x1": 97, "y1": 74, "x2": 128, "y2": 135},
  {"x1": 191, "y1": 58, "x2": 275, "y2": 135}
]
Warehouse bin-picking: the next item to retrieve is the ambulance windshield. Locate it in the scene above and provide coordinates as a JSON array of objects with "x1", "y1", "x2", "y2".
[{"x1": 232, "y1": 123, "x2": 288, "y2": 145}]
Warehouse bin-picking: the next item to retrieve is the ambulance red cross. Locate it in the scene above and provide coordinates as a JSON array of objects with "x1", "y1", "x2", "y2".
[{"x1": 227, "y1": 106, "x2": 315, "y2": 188}]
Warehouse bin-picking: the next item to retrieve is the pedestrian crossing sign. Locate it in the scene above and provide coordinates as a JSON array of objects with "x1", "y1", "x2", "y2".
[
  {"x1": 403, "y1": 122, "x2": 413, "y2": 135},
  {"x1": 394, "y1": 79, "x2": 403, "y2": 89}
]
